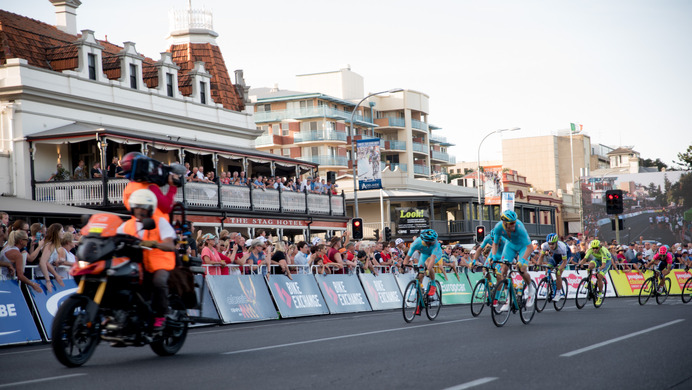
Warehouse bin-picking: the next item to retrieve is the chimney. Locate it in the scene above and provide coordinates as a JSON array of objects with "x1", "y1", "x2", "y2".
[{"x1": 50, "y1": 0, "x2": 82, "y2": 35}]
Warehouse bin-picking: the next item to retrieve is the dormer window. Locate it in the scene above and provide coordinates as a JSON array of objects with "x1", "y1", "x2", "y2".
[
  {"x1": 200, "y1": 81, "x2": 207, "y2": 104},
  {"x1": 166, "y1": 73, "x2": 174, "y2": 97},
  {"x1": 87, "y1": 53, "x2": 96, "y2": 80},
  {"x1": 129, "y1": 64, "x2": 138, "y2": 89}
]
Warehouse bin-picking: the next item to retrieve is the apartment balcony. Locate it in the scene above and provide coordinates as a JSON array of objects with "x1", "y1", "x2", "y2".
[
  {"x1": 299, "y1": 155, "x2": 349, "y2": 167},
  {"x1": 412, "y1": 142, "x2": 427, "y2": 154},
  {"x1": 254, "y1": 106, "x2": 375, "y2": 126},
  {"x1": 413, "y1": 164, "x2": 429, "y2": 176},
  {"x1": 388, "y1": 163, "x2": 407, "y2": 172},
  {"x1": 294, "y1": 130, "x2": 347, "y2": 143},
  {"x1": 386, "y1": 140, "x2": 407, "y2": 151},
  {"x1": 431, "y1": 150, "x2": 456, "y2": 165},
  {"x1": 430, "y1": 133, "x2": 454, "y2": 146},
  {"x1": 34, "y1": 179, "x2": 345, "y2": 216},
  {"x1": 375, "y1": 117, "x2": 406, "y2": 128},
  {"x1": 411, "y1": 119, "x2": 428, "y2": 131},
  {"x1": 255, "y1": 134, "x2": 274, "y2": 147}
]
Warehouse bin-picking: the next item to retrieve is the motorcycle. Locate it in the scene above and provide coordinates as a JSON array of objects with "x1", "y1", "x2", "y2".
[{"x1": 51, "y1": 213, "x2": 194, "y2": 367}]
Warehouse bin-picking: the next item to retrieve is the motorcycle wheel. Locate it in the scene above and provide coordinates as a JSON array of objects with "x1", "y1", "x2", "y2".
[
  {"x1": 151, "y1": 304, "x2": 189, "y2": 356},
  {"x1": 51, "y1": 296, "x2": 100, "y2": 367}
]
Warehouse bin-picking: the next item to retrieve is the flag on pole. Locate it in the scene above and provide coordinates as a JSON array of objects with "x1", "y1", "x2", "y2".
[{"x1": 570, "y1": 123, "x2": 583, "y2": 134}]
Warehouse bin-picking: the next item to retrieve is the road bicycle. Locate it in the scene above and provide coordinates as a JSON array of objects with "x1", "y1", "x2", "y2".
[
  {"x1": 402, "y1": 267, "x2": 442, "y2": 323},
  {"x1": 639, "y1": 268, "x2": 671, "y2": 305},
  {"x1": 490, "y1": 262, "x2": 536, "y2": 327},
  {"x1": 535, "y1": 265, "x2": 568, "y2": 312},
  {"x1": 682, "y1": 267, "x2": 692, "y2": 304},
  {"x1": 575, "y1": 266, "x2": 608, "y2": 309},
  {"x1": 470, "y1": 264, "x2": 499, "y2": 317}
]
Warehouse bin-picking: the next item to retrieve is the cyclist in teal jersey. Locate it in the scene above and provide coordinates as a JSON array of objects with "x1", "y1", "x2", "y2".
[
  {"x1": 403, "y1": 229, "x2": 443, "y2": 299},
  {"x1": 577, "y1": 239, "x2": 612, "y2": 305},
  {"x1": 490, "y1": 210, "x2": 535, "y2": 310}
]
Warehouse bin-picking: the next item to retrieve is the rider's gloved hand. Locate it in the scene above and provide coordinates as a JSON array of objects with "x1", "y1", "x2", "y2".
[{"x1": 140, "y1": 240, "x2": 158, "y2": 248}]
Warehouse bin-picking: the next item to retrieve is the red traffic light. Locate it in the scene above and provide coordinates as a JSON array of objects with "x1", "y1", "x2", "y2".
[{"x1": 354, "y1": 220, "x2": 361, "y2": 227}]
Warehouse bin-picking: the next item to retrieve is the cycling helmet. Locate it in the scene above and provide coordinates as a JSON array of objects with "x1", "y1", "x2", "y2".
[
  {"x1": 419, "y1": 229, "x2": 438, "y2": 243},
  {"x1": 128, "y1": 189, "x2": 157, "y2": 217},
  {"x1": 659, "y1": 246, "x2": 667, "y2": 254},
  {"x1": 120, "y1": 151, "x2": 146, "y2": 173},
  {"x1": 590, "y1": 239, "x2": 601, "y2": 249},
  {"x1": 546, "y1": 233, "x2": 558, "y2": 243},
  {"x1": 500, "y1": 210, "x2": 517, "y2": 223}
]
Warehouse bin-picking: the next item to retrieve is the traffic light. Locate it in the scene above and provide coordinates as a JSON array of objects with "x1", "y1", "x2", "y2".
[
  {"x1": 351, "y1": 218, "x2": 363, "y2": 240},
  {"x1": 475, "y1": 225, "x2": 485, "y2": 242},
  {"x1": 605, "y1": 189, "x2": 624, "y2": 214},
  {"x1": 373, "y1": 228, "x2": 380, "y2": 241},
  {"x1": 384, "y1": 227, "x2": 392, "y2": 242}
]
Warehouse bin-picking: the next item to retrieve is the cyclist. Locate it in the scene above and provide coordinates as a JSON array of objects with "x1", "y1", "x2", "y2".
[
  {"x1": 537, "y1": 233, "x2": 571, "y2": 301},
  {"x1": 473, "y1": 229, "x2": 507, "y2": 292},
  {"x1": 577, "y1": 239, "x2": 612, "y2": 305},
  {"x1": 649, "y1": 246, "x2": 673, "y2": 293},
  {"x1": 490, "y1": 210, "x2": 535, "y2": 311},
  {"x1": 402, "y1": 229, "x2": 443, "y2": 314}
]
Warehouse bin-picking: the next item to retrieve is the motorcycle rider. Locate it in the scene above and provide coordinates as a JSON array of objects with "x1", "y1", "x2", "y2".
[{"x1": 117, "y1": 189, "x2": 176, "y2": 331}]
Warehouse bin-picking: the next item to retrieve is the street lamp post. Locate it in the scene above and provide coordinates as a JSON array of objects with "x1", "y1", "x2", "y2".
[
  {"x1": 350, "y1": 88, "x2": 404, "y2": 218},
  {"x1": 476, "y1": 127, "x2": 520, "y2": 228}
]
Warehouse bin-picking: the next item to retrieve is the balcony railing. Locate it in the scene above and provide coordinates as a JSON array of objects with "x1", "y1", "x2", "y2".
[
  {"x1": 387, "y1": 140, "x2": 406, "y2": 150},
  {"x1": 413, "y1": 165, "x2": 429, "y2": 175},
  {"x1": 412, "y1": 142, "x2": 427, "y2": 153},
  {"x1": 255, "y1": 134, "x2": 274, "y2": 146},
  {"x1": 298, "y1": 155, "x2": 348, "y2": 167},
  {"x1": 430, "y1": 133, "x2": 448, "y2": 144},
  {"x1": 431, "y1": 150, "x2": 451, "y2": 162},
  {"x1": 34, "y1": 178, "x2": 345, "y2": 216},
  {"x1": 383, "y1": 117, "x2": 405, "y2": 127},
  {"x1": 254, "y1": 106, "x2": 375, "y2": 126},
  {"x1": 388, "y1": 163, "x2": 407, "y2": 172},
  {"x1": 411, "y1": 119, "x2": 428, "y2": 131},
  {"x1": 294, "y1": 130, "x2": 347, "y2": 143}
]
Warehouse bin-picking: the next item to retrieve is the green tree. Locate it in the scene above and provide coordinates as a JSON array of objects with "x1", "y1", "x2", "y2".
[
  {"x1": 675, "y1": 145, "x2": 692, "y2": 170},
  {"x1": 640, "y1": 157, "x2": 668, "y2": 171},
  {"x1": 670, "y1": 172, "x2": 692, "y2": 208}
]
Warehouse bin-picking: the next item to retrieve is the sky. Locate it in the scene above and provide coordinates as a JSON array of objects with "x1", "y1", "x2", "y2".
[{"x1": 3, "y1": 0, "x2": 692, "y2": 168}]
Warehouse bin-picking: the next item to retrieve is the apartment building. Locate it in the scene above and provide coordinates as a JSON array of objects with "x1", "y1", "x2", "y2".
[{"x1": 250, "y1": 68, "x2": 456, "y2": 181}]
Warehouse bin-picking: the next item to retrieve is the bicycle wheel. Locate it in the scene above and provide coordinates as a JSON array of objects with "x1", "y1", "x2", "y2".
[
  {"x1": 470, "y1": 279, "x2": 489, "y2": 317},
  {"x1": 639, "y1": 278, "x2": 653, "y2": 306},
  {"x1": 594, "y1": 277, "x2": 607, "y2": 308},
  {"x1": 535, "y1": 278, "x2": 549, "y2": 313},
  {"x1": 426, "y1": 280, "x2": 442, "y2": 320},
  {"x1": 520, "y1": 281, "x2": 537, "y2": 324},
  {"x1": 402, "y1": 280, "x2": 419, "y2": 323},
  {"x1": 656, "y1": 278, "x2": 671, "y2": 305},
  {"x1": 683, "y1": 277, "x2": 692, "y2": 304},
  {"x1": 553, "y1": 280, "x2": 568, "y2": 311},
  {"x1": 491, "y1": 280, "x2": 511, "y2": 327},
  {"x1": 575, "y1": 278, "x2": 589, "y2": 309}
]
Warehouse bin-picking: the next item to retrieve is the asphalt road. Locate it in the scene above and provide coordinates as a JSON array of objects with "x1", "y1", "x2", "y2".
[
  {"x1": 1, "y1": 298, "x2": 690, "y2": 390},
  {"x1": 599, "y1": 212, "x2": 677, "y2": 245}
]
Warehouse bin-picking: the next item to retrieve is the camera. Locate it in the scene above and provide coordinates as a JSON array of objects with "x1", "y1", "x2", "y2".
[{"x1": 130, "y1": 158, "x2": 185, "y2": 188}]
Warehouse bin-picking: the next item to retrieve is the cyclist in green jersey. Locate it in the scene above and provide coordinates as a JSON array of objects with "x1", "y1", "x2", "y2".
[{"x1": 577, "y1": 239, "x2": 612, "y2": 305}]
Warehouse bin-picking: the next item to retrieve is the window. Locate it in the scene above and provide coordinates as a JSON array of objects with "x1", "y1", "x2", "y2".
[
  {"x1": 87, "y1": 53, "x2": 96, "y2": 80},
  {"x1": 300, "y1": 121, "x2": 318, "y2": 131},
  {"x1": 281, "y1": 122, "x2": 289, "y2": 136},
  {"x1": 299, "y1": 100, "x2": 312, "y2": 109},
  {"x1": 257, "y1": 104, "x2": 271, "y2": 112},
  {"x1": 282, "y1": 148, "x2": 291, "y2": 157},
  {"x1": 200, "y1": 81, "x2": 207, "y2": 104},
  {"x1": 166, "y1": 73, "x2": 174, "y2": 97},
  {"x1": 129, "y1": 64, "x2": 137, "y2": 89},
  {"x1": 310, "y1": 147, "x2": 319, "y2": 157}
]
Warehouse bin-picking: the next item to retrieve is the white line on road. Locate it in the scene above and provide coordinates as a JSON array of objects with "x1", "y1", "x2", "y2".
[
  {"x1": 0, "y1": 374, "x2": 87, "y2": 388},
  {"x1": 222, "y1": 318, "x2": 476, "y2": 355},
  {"x1": 560, "y1": 319, "x2": 685, "y2": 357},
  {"x1": 0, "y1": 348, "x2": 52, "y2": 357},
  {"x1": 443, "y1": 377, "x2": 498, "y2": 390}
]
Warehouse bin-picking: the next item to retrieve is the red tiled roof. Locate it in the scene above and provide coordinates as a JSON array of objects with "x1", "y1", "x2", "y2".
[
  {"x1": 0, "y1": 9, "x2": 243, "y2": 112},
  {"x1": 169, "y1": 43, "x2": 245, "y2": 111}
]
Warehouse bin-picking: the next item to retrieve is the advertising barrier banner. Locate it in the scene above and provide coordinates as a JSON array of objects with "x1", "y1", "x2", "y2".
[
  {"x1": 267, "y1": 274, "x2": 329, "y2": 318},
  {"x1": 562, "y1": 270, "x2": 616, "y2": 299},
  {"x1": 668, "y1": 269, "x2": 690, "y2": 295},
  {"x1": 206, "y1": 275, "x2": 279, "y2": 323},
  {"x1": 0, "y1": 280, "x2": 42, "y2": 346},
  {"x1": 26, "y1": 279, "x2": 79, "y2": 340},
  {"x1": 435, "y1": 273, "x2": 473, "y2": 304},
  {"x1": 395, "y1": 273, "x2": 417, "y2": 295},
  {"x1": 609, "y1": 270, "x2": 648, "y2": 296},
  {"x1": 359, "y1": 274, "x2": 402, "y2": 310},
  {"x1": 188, "y1": 274, "x2": 221, "y2": 326},
  {"x1": 315, "y1": 274, "x2": 371, "y2": 314}
]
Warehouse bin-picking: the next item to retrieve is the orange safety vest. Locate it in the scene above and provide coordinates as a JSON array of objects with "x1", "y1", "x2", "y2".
[
  {"x1": 123, "y1": 181, "x2": 168, "y2": 221},
  {"x1": 123, "y1": 217, "x2": 175, "y2": 272}
]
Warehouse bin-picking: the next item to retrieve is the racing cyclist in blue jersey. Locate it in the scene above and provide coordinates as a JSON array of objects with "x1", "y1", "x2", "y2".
[
  {"x1": 402, "y1": 229, "x2": 443, "y2": 311},
  {"x1": 473, "y1": 229, "x2": 507, "y2": 289},
  {"x1": 537, "y1": 233, "x2": 571, "y2": 301},
  {"x1": 490, "y1": 210, "x2": 536, "y2": 311}
]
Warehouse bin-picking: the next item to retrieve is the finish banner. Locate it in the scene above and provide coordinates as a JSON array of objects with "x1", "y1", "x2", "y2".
[
  {"x1": 206, "y1": 275, "x2": 279, "y2": 323},
  {"x1": 359, "y1": 274, "x2": 402, "y2": 310},
  {"x1": 435, "y1": 272, "x2": 473, "y2": 305},
  {"x1": 315, "y1": 274, "x2": 371, "y2": 314},
  {"x1": 0, "y1": 280, "x2": 42, "y2": 346},
  {"x1": 267, "y1": 274, "x2": 329, "y2": 318},
  {"x1": 26, "y1": 279, "x2": 79, "y2": 341}
]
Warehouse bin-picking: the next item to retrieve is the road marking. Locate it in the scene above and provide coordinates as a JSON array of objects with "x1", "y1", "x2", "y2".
[
  {"x1": 0, "y1": 348, "x2": 52, "y2": 357},
  {"x1": 443, "y1": 377, "x2": 498, "y2": 390},
  {"x1": 0, "y1": 374, "x2": 86, "y2": 388},
  {"x1": 222, "y1": 318, "x2": 476, "y2": 355},
  {"x1": 561, "y1": 319, "x2": 685, "y2": 357}
]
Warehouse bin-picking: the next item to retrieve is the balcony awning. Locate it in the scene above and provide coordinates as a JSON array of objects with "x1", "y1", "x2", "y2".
[{"x1": 0, "y1": 196, "x2": 124, "y2": 217}]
